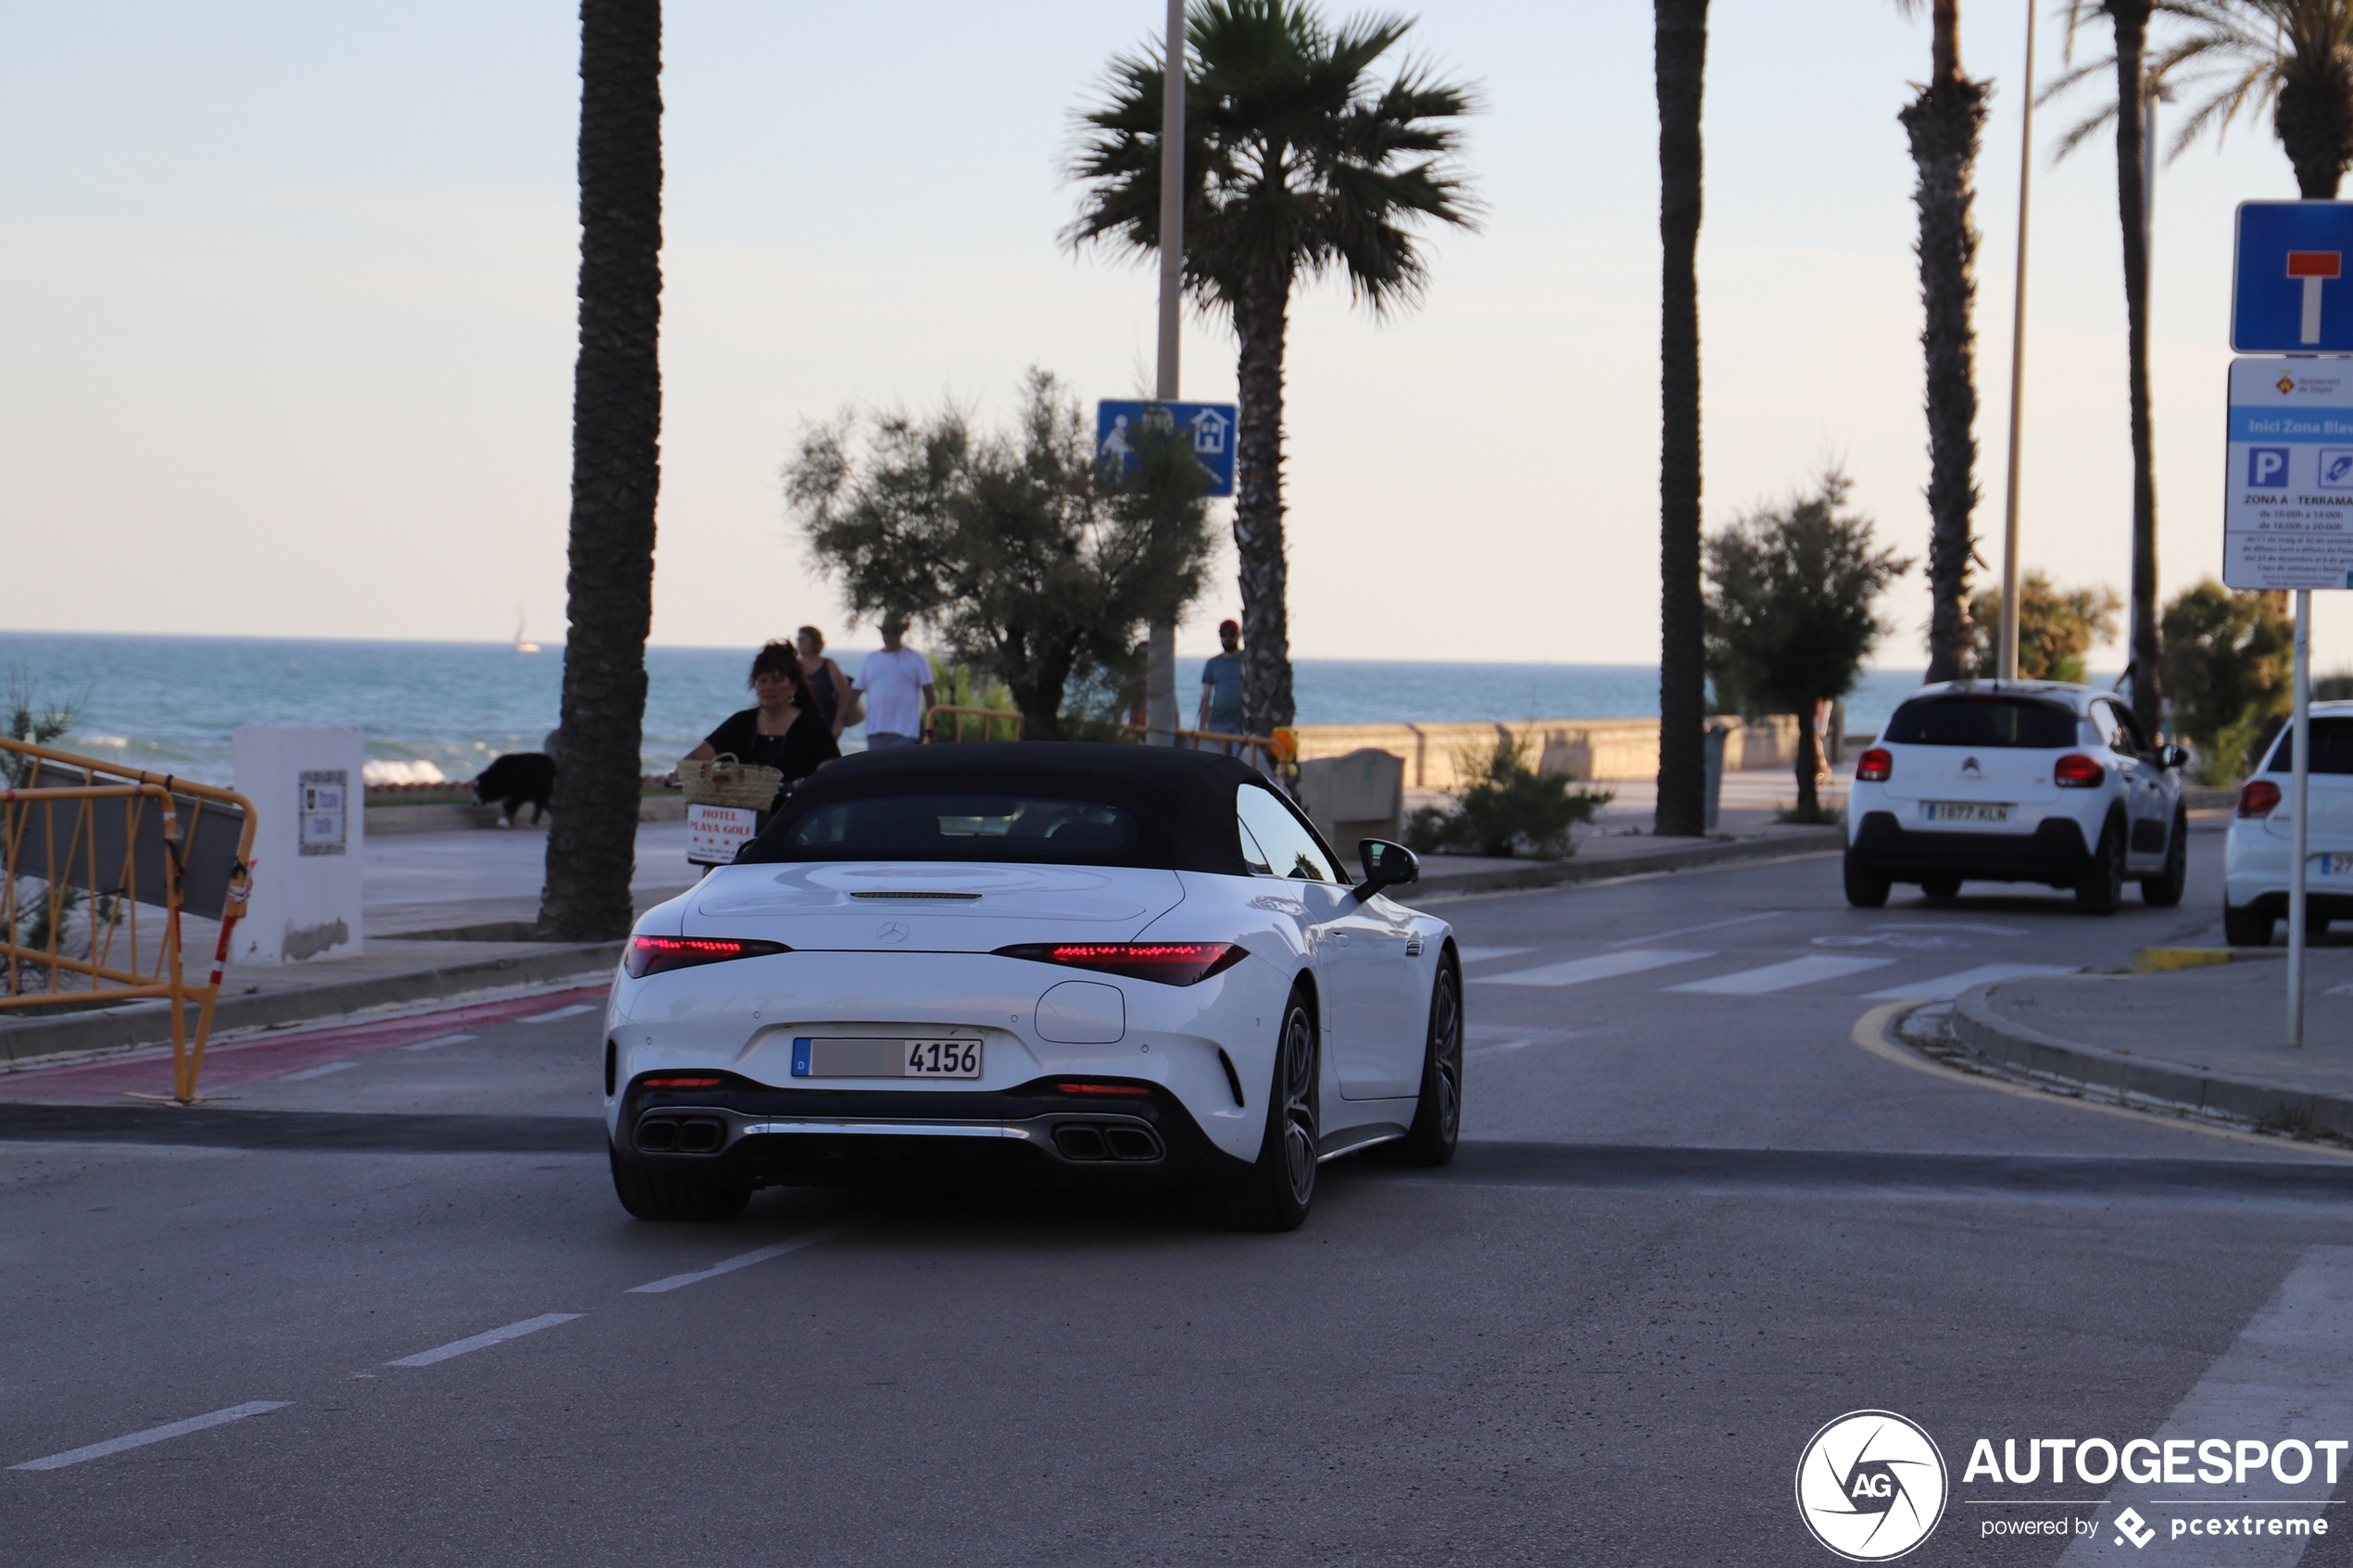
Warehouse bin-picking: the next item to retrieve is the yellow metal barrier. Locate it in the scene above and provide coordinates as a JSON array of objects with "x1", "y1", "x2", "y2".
[
  {"x1": 0, "y1": 737, "x2": 256, "y2": 1103},
  {"x1": 926, "y1": 705, "x2": 1026, "y2": 743}
]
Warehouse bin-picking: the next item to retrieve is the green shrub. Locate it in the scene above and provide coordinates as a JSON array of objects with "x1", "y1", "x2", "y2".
[{"x1": 1403, "y1": 733, "x2": 1612, "y2": 859}]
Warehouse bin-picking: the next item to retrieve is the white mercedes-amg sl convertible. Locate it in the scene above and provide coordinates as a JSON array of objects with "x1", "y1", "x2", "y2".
[{"x1": 603, "y1": 743, "x2": 1462, "y2": 1231}]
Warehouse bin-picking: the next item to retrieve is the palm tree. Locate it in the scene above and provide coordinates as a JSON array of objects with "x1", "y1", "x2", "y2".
[
  {"x1": 1898, "y1": 1, "x2": 1991, "y2": 684},
  {"x1": 1067, "y1": 0, "x2": 1478, "y2": 736},
  {"x1": 2046, "y1": 1, "x2": 2164, "y2": 738},
  {"x1": 539, "y1": 0, "x2": 664, "y2": 941},
  {"x1": 2134, "y1": 0, "x2": 2353, "y2": 196},
  {"x1": 1655, "y1": 0, "x2": 1709, "y2": 838}
]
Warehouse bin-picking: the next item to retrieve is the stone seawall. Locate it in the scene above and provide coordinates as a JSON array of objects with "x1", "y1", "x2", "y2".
[{"x1": 1286, "y1": 716, "x2": 1806, "y2": 789}]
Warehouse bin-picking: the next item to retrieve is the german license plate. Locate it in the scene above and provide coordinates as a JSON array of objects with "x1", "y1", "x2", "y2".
[
  {"x1": 790, "y1": 1036, "x2": 982, "y2": 1079},
  {"x1": 1922, "y1": 801, "x2": 2013, "y2": 823},
  {"x1": 2317, "y1": 854, "x2": 2353, "y2": 877}
]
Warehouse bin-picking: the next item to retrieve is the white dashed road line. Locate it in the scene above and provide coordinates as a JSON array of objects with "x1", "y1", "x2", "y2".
[
  {"x1": 10, "y1": 1400, "x2": 291, "y2": 1472},
  {"x1": 1478, "y1": 949, "x2": 1715, "y2": 988},
  {"x1": 2057, "y1": 1246, "x2": 2353, "y2": 1564},
  {"x1": 279, "y1": 1062, "x2": 358, "y2": 1082},
  {"x1": 386, "y1": 1312, "x2": 583, "y2": 1368},
  {"x1": 1606, "y1": 910, "x2": 1782, "y2": 947},
  {"x1": 1862, "y1": 963, "x2": 2080, "y2": 1001},
  {"x1": 516, "y1": 1004, "x2": 598, "y2": 1024},
  {"x1": 626, "y1": 1223, "x2": 856, "y2": 1295},
  {"x1": 399, "y1": 1033, "x2": 478, "y2": 1052},
  {"x1": 1667, "y1": 955, "x2": 1895, "y2": 996}
]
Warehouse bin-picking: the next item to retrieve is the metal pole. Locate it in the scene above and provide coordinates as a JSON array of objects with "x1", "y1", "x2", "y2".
[
  {"x1": 1995, "y1": 0, "x2": 2037, "y2": 683},
  {"x1": 2289, "y1": 588, "x2": 2312, "y2": 1046},
  {"x1": 1143, "y1": 0, "x2": 1187, "y2": 746}
]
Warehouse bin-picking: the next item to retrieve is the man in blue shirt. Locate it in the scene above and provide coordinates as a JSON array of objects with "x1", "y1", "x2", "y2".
[{"x1": 1198, "y1": 619, "x2": 1245, "y2": 742}]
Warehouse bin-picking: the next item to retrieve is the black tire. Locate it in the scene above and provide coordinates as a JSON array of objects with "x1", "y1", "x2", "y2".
[
  {"x1": 1382, "y1": 960, "x2": 1462, "y2": 1168},
  {"x1": 1843, "y1": 847, "x2": 1891, "y2": 909},
  {"x1": 2223, "y1": 903, "x2": 2276, "y2": 947},
  {"x1": 2075, "y1": 815, "x2": 2126, "y2": 915},
  {"x1": 610, "y1": 1144, "x2": 752, "y2": 1222},
  {"x1": 2140, "y1": 804, "x2": 2189, "y2": 907},
  {"x1": 1919, "y1": 872, "x2": 1962, "y2": 900},
  {"x1": 1196, "y1": 991, "x2": 1319, "y2": 1232}
]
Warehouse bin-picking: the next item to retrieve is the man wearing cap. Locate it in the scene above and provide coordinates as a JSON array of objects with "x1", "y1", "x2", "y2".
[
  {"x1": 854, "y1": 614, "x2": 937, "y2": 750},
  {"x1": 1198, "y1": 620, "x2": 1245, "y2": 748}
]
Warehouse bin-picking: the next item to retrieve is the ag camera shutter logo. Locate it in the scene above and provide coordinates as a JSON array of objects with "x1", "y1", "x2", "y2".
[{"x1": 1795, "y1": 1410, "x2": 1948, "y2": 1561}]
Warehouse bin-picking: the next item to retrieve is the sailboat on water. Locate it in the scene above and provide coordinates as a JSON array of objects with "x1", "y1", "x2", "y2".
[{"x1": 513, "y1": 610, "x2": 540, "y2": 655}]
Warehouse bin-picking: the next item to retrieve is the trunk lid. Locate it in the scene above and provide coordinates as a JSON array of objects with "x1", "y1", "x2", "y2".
[
  {"x1": 683, "y1": 860, "x2": 1188, "y2": 951},
  {"x1": 1879, "y1": 746, "x2": 2062, "y2": 804}
]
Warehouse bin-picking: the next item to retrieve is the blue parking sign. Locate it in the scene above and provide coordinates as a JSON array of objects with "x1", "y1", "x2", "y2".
[
  {"x1": 1094, "y1": 400, "x2": 1238, "y2": 497},
  {"x1": 2248, "y1": 446, "x2": 2291, "y2": 488},
  {"x1": 2233, "y1": 202, "x2": 2353, "y2": 352}
]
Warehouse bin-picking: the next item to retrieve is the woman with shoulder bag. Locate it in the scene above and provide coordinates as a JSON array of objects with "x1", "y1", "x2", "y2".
[{"x1": 797, "y1": 625, "x2": 861, "y2": 738}]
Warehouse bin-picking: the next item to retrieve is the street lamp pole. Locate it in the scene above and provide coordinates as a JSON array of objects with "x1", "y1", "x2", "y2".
[
  {"x1": 1143, "y1": 0, "x2": 1187, "y2": 746},
  {"x1": 1996, "y1": 0, "x2": 2037, "y2": 682}
]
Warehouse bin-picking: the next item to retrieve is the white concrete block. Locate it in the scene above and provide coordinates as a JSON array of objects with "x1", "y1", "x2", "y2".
[{"x1": 233, "y1": 726, "x2": 365, "y2": 964}]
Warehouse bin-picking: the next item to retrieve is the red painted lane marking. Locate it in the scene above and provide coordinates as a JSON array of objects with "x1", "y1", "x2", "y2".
[{"x1": 0, "y1": 983, "x2": 610, "y2": 1102}]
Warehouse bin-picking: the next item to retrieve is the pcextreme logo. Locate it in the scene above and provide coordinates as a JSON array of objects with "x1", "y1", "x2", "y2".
[{"x1": 1795, "y1": 1411, "x2": 1949, "y2": 1562}]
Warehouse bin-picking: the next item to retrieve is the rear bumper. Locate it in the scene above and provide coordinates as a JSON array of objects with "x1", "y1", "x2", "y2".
[
  {"x1": 1850, "y1": 810, "x2": 2093, "y2": 885},
  {"x1": 610, "y1": 1073, "x2": 1252, "y2": 1189},
  {"x1": 2227, "y1": 889, "x2": 2353, "y2": 923}
]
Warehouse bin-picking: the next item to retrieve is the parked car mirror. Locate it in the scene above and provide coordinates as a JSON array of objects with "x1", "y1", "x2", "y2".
[
  {"x1": 2159, "y1": 744, "x2": 2190, "y2": 771},
  {"x1": 1357, "y1": 838, "x2": 1420, "y2": 896}
]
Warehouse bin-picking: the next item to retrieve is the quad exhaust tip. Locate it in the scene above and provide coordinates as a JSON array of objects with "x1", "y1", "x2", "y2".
[
  {"x1": 1053, "y1": 1123, "x2": 1163, "y2": 1162},
  {"x1": 636, "y1": 1116, "x2": 725, "y2": 1155}
]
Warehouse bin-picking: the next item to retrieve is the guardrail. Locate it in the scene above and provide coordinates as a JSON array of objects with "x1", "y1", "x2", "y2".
[
  {"x1": 0, "y1": 737, "x2": 256, "y2": 1103},
  {"x1": 926, "y1": 706, "x2": 1026, "y2": 744}
]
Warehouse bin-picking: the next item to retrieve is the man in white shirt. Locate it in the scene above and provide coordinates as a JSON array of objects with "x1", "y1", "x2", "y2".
[{"x1": 853, "y1": 615, "x2": 937, "y2": 749}]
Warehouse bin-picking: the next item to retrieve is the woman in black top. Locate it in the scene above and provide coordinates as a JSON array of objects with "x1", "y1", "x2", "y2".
[{"x1": 685, "y1": 640, "x2": 841, "y2": 800}]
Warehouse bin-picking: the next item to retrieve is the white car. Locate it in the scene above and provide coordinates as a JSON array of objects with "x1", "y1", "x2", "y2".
[
  {"x1": 2222, "y1": 700, "x2": 2353, "y2": 946},
  {"x1": 1843, "y1": 680, "x2": 2189, "y2": 912},
  {"x1": 602, "y1": 744, "x2": 1463, "y2": 1231}
]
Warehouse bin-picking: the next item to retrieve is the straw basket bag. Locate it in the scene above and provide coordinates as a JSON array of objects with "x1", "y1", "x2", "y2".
[{"x1": 679, "y1": 753, "x2": 784, "y2": 810}]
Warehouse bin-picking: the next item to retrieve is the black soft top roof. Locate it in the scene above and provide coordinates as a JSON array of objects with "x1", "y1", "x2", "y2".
[{"x1": 736, "y1": 742, "x2": 1265, "y2": 874}]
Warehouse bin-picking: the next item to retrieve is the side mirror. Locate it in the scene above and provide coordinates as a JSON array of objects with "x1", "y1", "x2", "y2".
[
  {"x1": 2159, "y1": 744, "x2": 2190, "y2": 771},
  {"x1": 1356, "y1": 838, "x2": 1420, "y2": 897}
]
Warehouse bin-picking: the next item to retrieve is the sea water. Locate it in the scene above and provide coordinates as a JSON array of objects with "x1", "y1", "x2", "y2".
[{"x1": 0, "y1": 631, "x2": 2029, "y2": 787}]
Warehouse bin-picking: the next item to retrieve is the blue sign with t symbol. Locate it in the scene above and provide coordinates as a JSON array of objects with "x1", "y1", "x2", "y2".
[
  {"x1": 1095, "y1": 400, "x2": 1238, "y2": 497},
  {"x1": 2249, "y1": 447, "x2": 2291, "y2": 488},
  {"x1": 2233, "y1": 202, "x2": 2353, "y2": 352}
]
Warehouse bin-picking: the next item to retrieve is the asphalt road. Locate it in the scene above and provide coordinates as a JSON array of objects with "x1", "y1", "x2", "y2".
[{"x1": 8, "y1": 827, "x2": 2353, "y2": 1566}]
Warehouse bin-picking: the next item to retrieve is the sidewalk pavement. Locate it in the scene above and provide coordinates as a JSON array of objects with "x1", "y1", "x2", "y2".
[{"x1": 1949, "y1": 947, "x2": 2353, "y2": 1138}]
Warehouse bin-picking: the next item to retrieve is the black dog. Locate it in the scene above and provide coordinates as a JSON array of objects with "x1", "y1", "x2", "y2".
[{"x1": 473, "y1": 752, "x2": 556, "y2": 827}]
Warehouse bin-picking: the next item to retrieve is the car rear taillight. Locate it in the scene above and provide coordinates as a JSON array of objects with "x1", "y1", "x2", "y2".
[
  {"x1": 996, "y1": 941, "x2": 1248, "y2": 986},
  {"x1": 640, "y1": 1075, "x2": 723, "y2": 1089},
  {"x1": 624, "y1": 936, "x2": 789, "y2": 979},
  {"x1": 2054, "y1": 754, "x2": 2106, "y2": 788},
  {"x1": 2239, "y1": 779, "x2": 2283, "y2": 818},
  {"x1": 1856, "y1": 747, "x2": 1893, "y2": 783},
  {"x1": 1054, "y1": 1082, "x2": 1152, "y2": 1097}
]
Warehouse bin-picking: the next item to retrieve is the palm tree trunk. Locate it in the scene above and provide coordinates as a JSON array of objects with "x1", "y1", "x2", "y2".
[
  {"x1": 1793, "y1": 706, "x2": 1822, "y2": 820},
  {"x1": 1655, "y1": 0, "x2": 1709, "y2": 838},
  {"x1": 2110, "y1": 0, "x2": 2162, "y2": 737},
  {"x1": 2275, "y1": 69, "x2": 2352, "y2": 198},
  {"x1": 539, "y1": 0, "x2": 663, "y2": 942},
  {"x1": 1901, "y1": 53, "x2": 1988, "y2": 684},
  {"x1": 1232, "y1": 262, "x2": 1296, "y2": 737}
]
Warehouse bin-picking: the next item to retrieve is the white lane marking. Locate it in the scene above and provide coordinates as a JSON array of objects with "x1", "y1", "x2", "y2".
[
  {"x1": 386, "y1": 1312, "x2": 582, "y2": 1368},
  {"x1": 1605, "y1": 910, "x2": 1781, "y2": 947},
  {"x1": 516, "y1": 1004, "x2": 597, "y2": 1023},
  {"x1": 1668, "y1": 955, "x2": 1895, "y2": 995},
  {"x1": 626, "y1": 1223, "x2": 856, "y2": 1295},
  {"x1": 2057, "y1": 1246, "x2": 2353, "y2": 1564},
  {"x1": 1478, "y1": 949, "x2": 1715, "y2": 988},
  {"x1": 10, "y1": 1400, "x2": 291, "y2": 1472},
  {"x1": 279, "y1": 1061, "x2": 357, "y2": 1082},
  {"x1": 1453, "y1": 946, "x2": 1533, "y2": 965},
  {"x1": 2327, "y1": 982, "x2": 2353, "y2": 997},
  {"x1": 1875, "y1": 922, "x2": 2028, "y2": 936},
  {"x1": 1467, "y1": 1038, "x2": 1533, "y2": 1060},
  {"x1": 1862, "y1": 963, "x2": 2080, "y2": 1001},
  {"x1": 399, "y1": 1033, "x2": 477, "y2": 1052}
]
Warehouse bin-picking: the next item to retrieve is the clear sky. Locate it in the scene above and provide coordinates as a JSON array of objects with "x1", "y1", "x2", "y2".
[{"x1": 4, "y1": 2, "x2": 2342, "y2": 668}]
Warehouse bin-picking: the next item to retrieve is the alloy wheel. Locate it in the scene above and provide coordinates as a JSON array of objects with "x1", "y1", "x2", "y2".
[
  {"x1": 1431, "y1": 969, "x2": 1462, "y2": 1144},
  {"x1": 1279, "y1": 1006, "x2": 1317, "y2": 1206}
]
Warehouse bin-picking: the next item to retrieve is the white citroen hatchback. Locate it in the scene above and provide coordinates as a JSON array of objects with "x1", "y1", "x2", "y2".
[
  {"x1": 2222, "y1": 701, "x2": 2353, "y2": 946},
  {"x1": 1844, "y1": 681, "x2": 2189, "y2": 912}
]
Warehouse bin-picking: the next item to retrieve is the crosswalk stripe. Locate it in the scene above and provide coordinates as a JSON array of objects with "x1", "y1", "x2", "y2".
[
  {"x1": 1861, "y1": 962, "x2": 2080, "y2": 1001},
  {"x1": 1477, "y1": 949, "x2": 1714, "y2": 987},
  {"x1": 1667, "y1": 955, "x2": 1895, "y2": 996},
  {"x1": 1454, "y1": 946, "x2": 1534, "y2": 965}
]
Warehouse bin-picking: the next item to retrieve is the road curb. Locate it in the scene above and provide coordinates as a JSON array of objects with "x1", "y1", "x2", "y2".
[
  {"x1": 1415, "y1": 827, "x2": 1844, "y2": 897},
  {"x1": 0, "y1": 942, "x2": 623, "y2": 1071},
  {"x1": 1948, "y1": 980, "x2": 2353, "y2": 1139}
]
